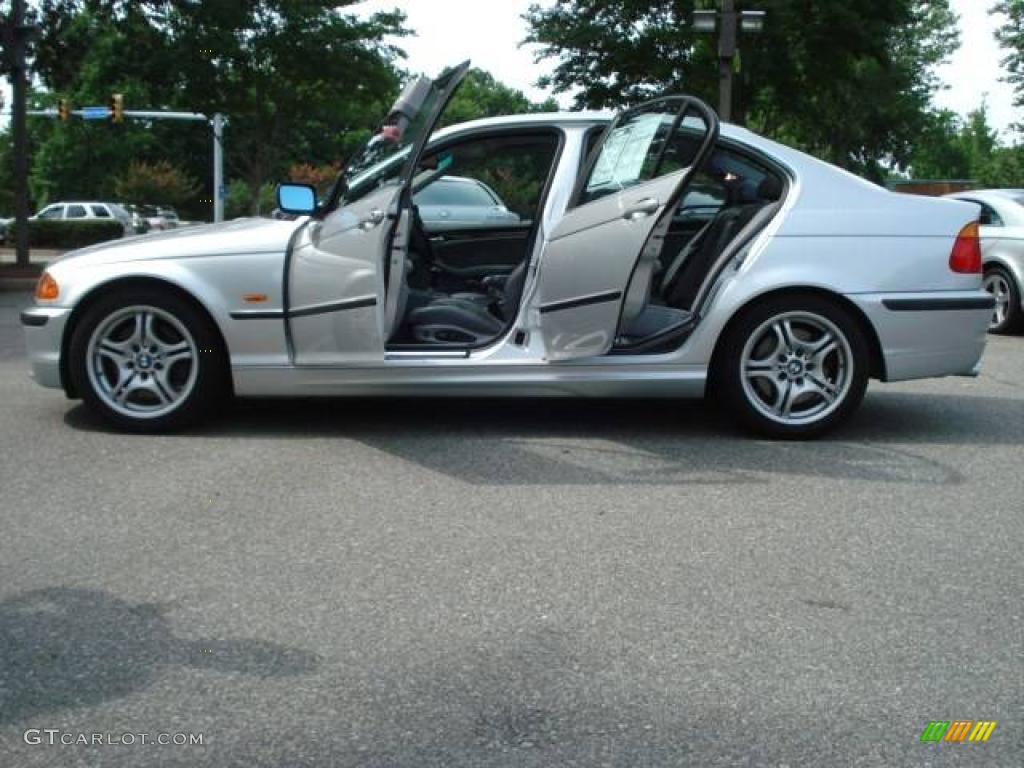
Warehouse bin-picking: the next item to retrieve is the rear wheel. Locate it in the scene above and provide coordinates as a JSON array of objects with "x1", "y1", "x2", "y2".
[
  {"x1": 69, "y1": 289, "x2": 229, "y2": 432},
  {"x1": 716, "y1": 295, "x2": 870, "y2": 439},
  {"x1": 983, "y1": 265, "x2": 1023, "y2": 334}
]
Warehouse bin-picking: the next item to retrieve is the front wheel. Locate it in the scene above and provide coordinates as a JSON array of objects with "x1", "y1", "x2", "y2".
[
  {"x1": 69, "y1": 289, "x2": 230, "y2": 432},
  {"x1": 983, "y1": 266, "x2": 1023, "y2": 334},
  {"x1": 716, "y1": 295, "x2": 870, "y2": 439}
]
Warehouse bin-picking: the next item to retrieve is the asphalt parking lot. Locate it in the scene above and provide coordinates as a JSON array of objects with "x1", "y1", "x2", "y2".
[{"x1": 0, "y1": 288, "x2": 1021, "y2": 767}]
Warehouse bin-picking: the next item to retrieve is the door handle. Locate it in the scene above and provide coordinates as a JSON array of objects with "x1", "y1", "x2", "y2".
[
  {"x1": 622, "y1": 198, "x2": 661, "y2": 220},
  {"x1": 359, "y1": 209, "x2": 386, "y2": 230}
]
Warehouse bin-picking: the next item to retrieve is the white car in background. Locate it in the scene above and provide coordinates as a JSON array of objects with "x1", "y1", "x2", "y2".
[
  {"x1": 945, "y1": 189, "x2": 1024, "y2": 333},
  {"x1": 33, "y1": 201, "x2": 133, "y2": 237}
]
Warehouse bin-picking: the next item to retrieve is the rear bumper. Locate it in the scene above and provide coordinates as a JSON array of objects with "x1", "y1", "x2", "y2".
[
  {"x1": 848, "y1": 291, "x2": 993, "y2": 382},
  {"x1": 21, "y1": 306, "x2": 72, "y2": 390}
]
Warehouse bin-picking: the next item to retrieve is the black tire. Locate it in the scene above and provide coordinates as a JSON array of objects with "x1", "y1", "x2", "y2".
[
  {"x1": 69, "y1": 288, "x2": 230, "y2": 432},
  {"x1": 714, "y1": 294, "x2": 870, "y2": 439},
  {"x1": 983, "y1": 265, "x2": 1024, "y2": 335}
]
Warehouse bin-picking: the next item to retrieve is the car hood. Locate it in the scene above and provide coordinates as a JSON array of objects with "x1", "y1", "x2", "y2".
[{"x1": 51, "y1": 217, "x2": 305, "y2": 269}]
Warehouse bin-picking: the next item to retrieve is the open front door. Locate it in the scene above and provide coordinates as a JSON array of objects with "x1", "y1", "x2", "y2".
[
  {"x1": 536, "y1": 96, "x2": 718, "y2": 361},
  {"x1": 286, "y1": 61, "x2": 470, "y2": 365}
]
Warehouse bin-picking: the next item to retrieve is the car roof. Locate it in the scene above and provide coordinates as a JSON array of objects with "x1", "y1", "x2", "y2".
[
  {"x1": 946, "y1": 189, "x2": 1024, "y2": 203},
  {"x1": 432, "y1": 111, "x2": 801, "y2": 169},
  {"x1": 967, "y1": 189, "x2": 1024, "y2": 200},
  {"x1": 48, "y1": 201, "x2": 116, "y2": 206},
  {"x1": 435, "y1": 175, "x2": 485, "y2": 185}
]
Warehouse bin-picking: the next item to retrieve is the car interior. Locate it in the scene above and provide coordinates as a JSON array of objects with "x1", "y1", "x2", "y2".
[
  {"x1": 389, "y1": 130, "x2": 560, "y2": 346},
  {"x1": 389, "y1": 128, "x2": 786, "y2": 354}
]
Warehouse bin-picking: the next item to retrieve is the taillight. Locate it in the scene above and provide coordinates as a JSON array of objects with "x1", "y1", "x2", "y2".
[{"x1": 949, "y1": 221, "x2": 982, "y2": 274}]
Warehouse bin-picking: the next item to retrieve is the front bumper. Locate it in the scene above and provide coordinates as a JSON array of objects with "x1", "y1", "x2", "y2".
[
  {"x1": 21, "y1": 306, "x2": 73, "y2": 390},
  {"x1": 849, "y1": 291, "x2": 993, "y2": 382}
]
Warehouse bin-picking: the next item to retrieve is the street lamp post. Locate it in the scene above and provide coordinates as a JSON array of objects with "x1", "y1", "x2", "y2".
[
  {"x1": 3, "y1": 0, "x2": 33, "y2": 267},
  {"x1": 693, "y1": 1, "x2": 766, "y2": 123}
]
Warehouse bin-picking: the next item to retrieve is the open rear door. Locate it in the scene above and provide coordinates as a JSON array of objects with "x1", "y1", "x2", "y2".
[
  {"x1": 286, "y1": 61, "x2": 470, "y2": 365},
  {"x1": 536, "y1": 96, "x2": 718, "y2": 361}
]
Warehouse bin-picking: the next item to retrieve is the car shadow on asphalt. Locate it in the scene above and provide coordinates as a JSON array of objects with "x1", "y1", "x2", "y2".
[
  {"x1": 62, "y1": 390, "x2": 1022, "y2": 487},
  {"x1": 0, "y1": 586, "x2": 320, "y2": 726}
]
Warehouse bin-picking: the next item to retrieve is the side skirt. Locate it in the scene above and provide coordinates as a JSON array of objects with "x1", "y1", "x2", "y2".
[{"x1": 232, "y1": 363, "x2": 708, "y2": 399}]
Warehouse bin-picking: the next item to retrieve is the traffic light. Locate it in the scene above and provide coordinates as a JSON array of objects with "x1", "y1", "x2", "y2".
[
  {"x1": 58, "y1": 99, "x2": 71, "y2": 121},
  {"x1": 109, "y1": 93, "x2": 124, "y2": 123}
]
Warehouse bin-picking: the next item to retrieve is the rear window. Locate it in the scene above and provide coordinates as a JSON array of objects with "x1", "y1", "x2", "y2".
[{"x1": 66, "y1": 204, "x2": 87, "y2": 218}]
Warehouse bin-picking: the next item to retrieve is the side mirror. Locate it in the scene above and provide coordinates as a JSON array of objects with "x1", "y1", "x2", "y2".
[{"x1": 276, "y1": 183, "x2": 317, "y2": 215}]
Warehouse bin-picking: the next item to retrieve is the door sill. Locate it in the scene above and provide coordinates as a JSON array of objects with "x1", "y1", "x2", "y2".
[{"x1": 385, "y1": 347, "x2": 470, "y2": 360}]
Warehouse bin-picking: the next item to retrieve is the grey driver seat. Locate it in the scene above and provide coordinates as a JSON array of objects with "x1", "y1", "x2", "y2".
[{"x1": 407, "y1": 260, "x2": 528, "y2": 344}]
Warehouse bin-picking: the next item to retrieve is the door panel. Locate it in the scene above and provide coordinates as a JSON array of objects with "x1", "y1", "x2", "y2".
[
  {"x1": 428, "y1": 224, "x2": 532, "y2": 274},
  {"x1": 287, "y1": 184, "x2": 396, "y2": 364},
  {"x1": 537, "y1": 97, "x2": 719, "y2": 361},
  {"x1": 538, "y1": 172, "x2": 687, "y2": 359},
  {"x1": 285, "y1": 61, "x2": 470, "y2": 364}
]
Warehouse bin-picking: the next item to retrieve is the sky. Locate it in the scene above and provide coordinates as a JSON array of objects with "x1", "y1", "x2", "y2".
[{"x1": 1, "y1": 0, "x2": 1019, "y2": 136}]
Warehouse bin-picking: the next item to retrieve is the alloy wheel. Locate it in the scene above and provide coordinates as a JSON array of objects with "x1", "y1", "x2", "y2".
[
  {"x1": 85, "y1": 305, "x2": 199, "y2": 419},
  {"x1": 983, "y1": 271, "x2": 1011, "y2": 330},
  {"x1": 739, "y1": 311, "x2": 854, "y2": 426}
]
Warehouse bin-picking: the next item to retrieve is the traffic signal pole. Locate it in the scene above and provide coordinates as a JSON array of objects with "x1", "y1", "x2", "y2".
[
  {"x1": 718, "y1": 0, "x2": 737, "y2": 123},
  {"x1": 212, "y1": 113, "x2": 224, "y2": 224},
  {"x1": 23, "y1": 107, "x2": 227, "y2": 223}
]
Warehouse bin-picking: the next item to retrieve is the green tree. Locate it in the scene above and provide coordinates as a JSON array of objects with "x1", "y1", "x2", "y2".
[
  {"x1": 29, "y1": 0, "x2": 409, "y2": 217},
  {"x1": 910, "y1": 103, "x2": 999, "y2": 179},
  {"x1": 113, "y1": 161, "x2": 201, "y2": 208},
  {"x1": 995, "y1": 0, "x2": 1024, "y2": 112},
  {"x1": 525, "y1": 0, "x2": 959, "y2": 180},
  {"x1": 440, "y1": 68, "x2": 559, "y2": 127},
  {"x1": 978, "y1": 145, "x2": 1024, "y2": 186}
]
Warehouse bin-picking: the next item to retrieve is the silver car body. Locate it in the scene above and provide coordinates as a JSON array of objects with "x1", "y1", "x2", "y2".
[
  {"x1": 24, "y1": 111, "x2": 990, "y2": 401},
  {"x1": 945, "y1": 189, "x2": 1024, "y2": 312}
]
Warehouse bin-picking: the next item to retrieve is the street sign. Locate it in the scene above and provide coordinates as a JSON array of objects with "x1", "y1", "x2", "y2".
[{"x1": 81, "y1": 106, "x2": 112, "y2": 120}]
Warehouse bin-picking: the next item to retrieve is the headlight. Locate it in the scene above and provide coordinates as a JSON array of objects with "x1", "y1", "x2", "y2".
[{"x1": 35, "y1": 271, "x2": 59, "y2": 301}]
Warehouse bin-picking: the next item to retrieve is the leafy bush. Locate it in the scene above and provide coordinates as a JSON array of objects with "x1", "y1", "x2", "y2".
[
  {"x1": 288, "y1": 163, "x2": 341, "y2": 198},
  {"x1": 114, "y1": 161, "x2": 201, "y2": 209},
  {"x1": 6, "y1": 219, "x2": 125, "y2": 249}
]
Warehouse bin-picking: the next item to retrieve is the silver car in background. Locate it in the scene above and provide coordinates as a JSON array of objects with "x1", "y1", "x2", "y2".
[
  {"x1": 945, "y1": 189, "x2": 1024, "y2": 333},
  {"x1": 414, "y1": 175, "x2": 521, "y2": 228},
  {"x1": 22, "y1": 61, "x2": 992, "y2": 438}
]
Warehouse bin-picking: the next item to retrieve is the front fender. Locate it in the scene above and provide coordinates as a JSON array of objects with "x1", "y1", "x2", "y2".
[{"x1": 45, "y1": 251, "x2": 291, "y2": 372}]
